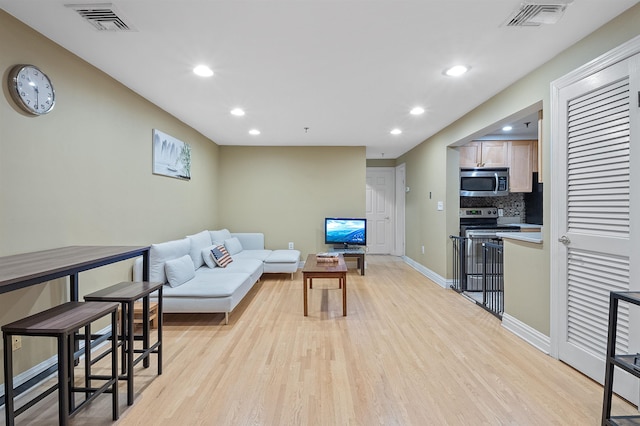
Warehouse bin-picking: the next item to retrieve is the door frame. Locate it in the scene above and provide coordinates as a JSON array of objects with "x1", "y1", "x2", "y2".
[
  {"x1": 550, "y1": 34, "x2": 640, "y2": 359},
  {"x1": 365, "y1": 163, "x2": 406, "y2": 256}
]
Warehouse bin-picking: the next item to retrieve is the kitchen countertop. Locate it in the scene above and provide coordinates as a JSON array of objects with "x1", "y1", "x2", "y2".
[
  {"x1": 506, "y1": 223, "x2": 542, "y2": 230},
  {"x1": 496, "y1": 231, "x2": 543, "y2": 244}
]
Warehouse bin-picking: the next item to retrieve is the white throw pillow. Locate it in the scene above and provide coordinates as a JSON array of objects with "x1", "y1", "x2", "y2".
[
  {"x1": 210, "y1": 229, "x2": 232, "y2": 245},
  {"x1": 187, "y1": 230, "x2": 212, "y2": 269},
  {"x1": 224, "y1": 237, "x2": 243, "y2": 256},
  {"x1": 202, "y1": 244, "x2": 218, "y2": 268},
  {"x1": 149, "y1": 238, "x2": 190, "y2": 284},
  {"x1": 164, "y1": 254, "x2": 195, "y2": 288}
]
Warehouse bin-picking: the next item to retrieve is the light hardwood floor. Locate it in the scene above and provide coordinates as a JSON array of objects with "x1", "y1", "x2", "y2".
[{"x1": 3, "y1": 255, "x2": 637, "y2": 425}]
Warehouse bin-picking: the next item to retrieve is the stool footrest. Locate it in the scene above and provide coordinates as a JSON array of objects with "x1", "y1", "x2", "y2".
[{"x1": 14, "y1": 383, "x2": 58, "y2": 417}]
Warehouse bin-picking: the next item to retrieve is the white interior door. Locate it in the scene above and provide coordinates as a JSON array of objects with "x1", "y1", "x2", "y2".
[
  {"x1": 366, "y1": 168, "x2": 395, "y2": 254},
  {"x1": 552, "y1": 49, "x2": 640, "y2": 403}
]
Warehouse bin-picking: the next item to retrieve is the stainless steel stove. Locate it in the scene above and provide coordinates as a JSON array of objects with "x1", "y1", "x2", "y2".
[{"x1": 459, "y1": 207, "x2": 520, "y2": 291}]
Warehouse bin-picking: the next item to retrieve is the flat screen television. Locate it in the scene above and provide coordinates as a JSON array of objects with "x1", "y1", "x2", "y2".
[{"x1": 324, "y1": 218, "x2": 367, "y2": 247}]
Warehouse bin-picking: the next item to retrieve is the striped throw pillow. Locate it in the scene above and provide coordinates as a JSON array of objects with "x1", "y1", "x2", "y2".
[{"x1": 211, "y1": 245, "x2": 233, "y2": 268}]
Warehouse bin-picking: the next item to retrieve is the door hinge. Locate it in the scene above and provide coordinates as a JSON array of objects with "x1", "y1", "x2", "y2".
[{"x1": 638, "y1": 91, "x2": 640, "y2": 107}]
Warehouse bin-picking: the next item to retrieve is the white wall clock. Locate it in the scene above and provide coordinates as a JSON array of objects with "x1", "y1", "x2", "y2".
[{"x1": 7, "y1": 64, "x2": 55, "y2": 116}]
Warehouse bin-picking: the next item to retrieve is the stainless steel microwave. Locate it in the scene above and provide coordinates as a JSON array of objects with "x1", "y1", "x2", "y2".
[{"x1": 460, "y1": 168, "x2": 509, "y2": 197}]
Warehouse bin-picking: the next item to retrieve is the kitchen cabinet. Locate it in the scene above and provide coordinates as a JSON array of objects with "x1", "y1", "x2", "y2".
[
  {"x1": 460, "y1": 140, "x2": 537, "y2": 192},
  {"x1": 509, "y1": 140, "x2": 535, "y2": 192},
  {"x1": 459, "y1": 141, "x2": 508, "y2": 168}
]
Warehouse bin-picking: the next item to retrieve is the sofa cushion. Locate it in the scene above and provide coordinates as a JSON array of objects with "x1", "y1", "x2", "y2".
[
  {"x1": 164, "y1": 254, "x2": 195, "y2": 288},
  {"x1": 149, "y1": 237, "x2": 191, "y2": 284},
  {"x1": 265, "y1": 249, "x2": 301, "y2": 263},
  {"x1": 201, "y1": 244, "x2": 219, "y2": 269},
  {"x1": 187, "y1": 230, "x2": 212, "y2": 269},
  {"x1": 162, "y1": 271, "x2": 250, "y2": 298},
  {"x1": 233, "y1": 249, "x2": 272, "y2": 262},
  {"x1": 224, "y1": 237, "x2": 243, "y2": 256},
  {"x1": 210, "y1": 229, "x2": 232, "y2": 245},
  {"x1": 211, "y1": 245, "x2": 233, "y2": 268}
]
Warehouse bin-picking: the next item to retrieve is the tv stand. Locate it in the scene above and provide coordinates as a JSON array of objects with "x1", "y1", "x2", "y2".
[{"x1": 329, "y1": 247, "x2": 365, "y2": 275}]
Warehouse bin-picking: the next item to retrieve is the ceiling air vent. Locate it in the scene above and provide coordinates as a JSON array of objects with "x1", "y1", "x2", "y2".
[
  {"x1": 65, "y1": 3, "x2": 136, "y2": 31},
  {"x1": 504, "y1": 1, "x2": 572, "y2": 27}
]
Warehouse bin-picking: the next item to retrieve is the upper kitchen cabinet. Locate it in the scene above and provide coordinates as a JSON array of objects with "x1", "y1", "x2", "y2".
[
  {"x1": 509, "y1": 140, "x2": 536, "y2": 192},
  {"x1": 459, "y1": 140, "x2": 537, "y2": 192},
  {"x1": 459, "y1": 141, "x2": 509, "y2": 168}
]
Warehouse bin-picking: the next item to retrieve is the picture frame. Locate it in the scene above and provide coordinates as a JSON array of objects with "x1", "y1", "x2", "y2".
[{"x1": 152, "y1": 129, "x2": 191, "y2": 180}]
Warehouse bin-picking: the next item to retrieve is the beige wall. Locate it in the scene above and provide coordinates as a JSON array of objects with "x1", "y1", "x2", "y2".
[
  {"x1": 219, "y1": 146, "x2": 366, "y2": 258},
  {"x1": 398, "y1": 4, "x2": 640, "y2": 336},
  {"x1": 1, "y1": 11, "x2": 219, "y2": 375},
  {"x1": 503, "y1": 239, "x2": 548, "y2": 333}
]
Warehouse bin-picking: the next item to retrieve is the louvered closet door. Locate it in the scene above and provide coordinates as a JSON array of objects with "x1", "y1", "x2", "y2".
[{"x1": 556, "y1": 54, "x2": 639, "y2": 403}]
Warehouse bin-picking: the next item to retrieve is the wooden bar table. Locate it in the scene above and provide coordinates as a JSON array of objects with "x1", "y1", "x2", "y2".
[
  {"x1": 0, "y1": 246, "x2": 150, "y2": 299},
  {"x1": 302, "y1": 254, "x2": 348, "y2": 316},
  {"x1": 0, "y1": 245, "x2": 150, "y2": 407}
]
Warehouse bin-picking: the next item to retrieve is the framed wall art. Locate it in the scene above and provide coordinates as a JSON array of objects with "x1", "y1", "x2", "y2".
[{"x1": 152, "y1": 129, "x2": 191, "y2": 180}]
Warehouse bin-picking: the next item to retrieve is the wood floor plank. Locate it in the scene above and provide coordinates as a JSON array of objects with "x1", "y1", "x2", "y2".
[{"x1": 2, "y1": 255, "x2": 637, "y2": 425}]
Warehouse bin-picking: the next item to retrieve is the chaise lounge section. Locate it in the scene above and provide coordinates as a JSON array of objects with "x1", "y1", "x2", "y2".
[{"x1": 133, "y1": 229, "x2": 300, "y2": 324}]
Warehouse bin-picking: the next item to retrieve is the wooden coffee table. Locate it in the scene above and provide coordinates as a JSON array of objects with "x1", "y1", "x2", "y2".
[{"x1": 302, "y1": 254, "x2": 348, "y2": 316}]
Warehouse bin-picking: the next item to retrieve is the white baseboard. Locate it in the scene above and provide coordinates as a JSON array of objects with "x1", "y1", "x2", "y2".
[
  {"x1": 402, "y1": 256, "x2": 448, "y2": 288},
  {"x1": 502, "y1": 313, "x2": 551, "y2": 355}
]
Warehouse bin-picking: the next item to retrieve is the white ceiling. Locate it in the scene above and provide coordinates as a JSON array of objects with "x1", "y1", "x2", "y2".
[{"x1": 1, "y1": 1, "x2": 637, "y2": 158}]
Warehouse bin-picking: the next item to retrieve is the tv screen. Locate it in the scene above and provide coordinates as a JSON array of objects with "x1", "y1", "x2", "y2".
[{"x1": 325, "y1": 218, "x2": 367, "y2": 247}]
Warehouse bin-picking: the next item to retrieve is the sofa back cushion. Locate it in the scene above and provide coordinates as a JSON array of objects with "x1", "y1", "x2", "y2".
[
  {"x1": 187, "y1": 230, "x2": 212, "y2": 269},
  {"x1": 164, "y1": 254, "x2": 195, "y2": 288},
  {"x1": 149, "y1": 237, "x2": 190, "y2": 284},
  {"x1": 224, "y1": 237, "x2": 243, "y2": 256},
  {"x1": 210, "y1": 229, "x2": 232, "y2": 245}
]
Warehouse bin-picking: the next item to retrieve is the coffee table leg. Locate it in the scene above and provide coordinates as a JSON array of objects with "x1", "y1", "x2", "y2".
[
  {"x1": 303, "y1": 276, "x2": 308, "y2": 316},
  {"x1": 342, "y1": 275, "x2": 347, "y2": 316}
]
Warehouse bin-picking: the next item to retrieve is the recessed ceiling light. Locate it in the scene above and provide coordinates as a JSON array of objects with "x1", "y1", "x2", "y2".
[
  {"x1": 390, "y1": 128, "x2": 402, "y2": 135},
  {"x1": 502, "y1": 125, "x2": 513, "y2": 131},
  {"x1": 410, "y1": 107, "x2": 425, "y2": 115},
  {"x1": 230, "y1": 108, "x2": 245, "y2": 116},
  {"x1": 249, "y1": 129, "x2": 260, "y2": 135},
  {"x1": 444, "y1": 65, "x2": 469, "y2": 77},
  {"x1": 193, "y1": 65, "x2": 214, "y2": 77}
]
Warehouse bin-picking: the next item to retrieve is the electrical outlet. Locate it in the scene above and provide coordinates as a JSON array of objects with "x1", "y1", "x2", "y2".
[
  {"x1": 12, "y1": 336, "x2": 21, "y2": 351},
  {"x1": 288, "y1": 242, "x2": 294, "y2": 250}
]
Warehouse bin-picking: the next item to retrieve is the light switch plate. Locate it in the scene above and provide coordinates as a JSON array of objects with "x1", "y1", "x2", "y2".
[{"x1": 437, "y1": 201, "x2": 444, "y2": 211}]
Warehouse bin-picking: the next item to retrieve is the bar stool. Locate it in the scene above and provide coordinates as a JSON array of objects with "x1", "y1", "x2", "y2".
[
  {"x1": 2, "y1": 301, "x2": 119, "y2": 426},
  {"x1": 84, "y1": 281, "x2": 163, "y2": 405}
]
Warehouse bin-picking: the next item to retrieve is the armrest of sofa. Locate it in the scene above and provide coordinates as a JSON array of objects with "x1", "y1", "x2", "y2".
[
  {"x1": 231, "y1": 233, "x2": 265, "y2": 250},
  {"x1": 132, "y1": 257, "x2": 144, "y2": 281}
]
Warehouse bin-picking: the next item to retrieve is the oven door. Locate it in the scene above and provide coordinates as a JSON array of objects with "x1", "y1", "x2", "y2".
[{"x1": 464, "y1": 230, "x2": 501, "y2": 291}]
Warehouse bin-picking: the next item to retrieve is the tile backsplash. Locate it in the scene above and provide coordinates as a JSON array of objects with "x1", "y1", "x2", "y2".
[{"x1": 460, "y1": 193, "x2": 526, "y2": 222}]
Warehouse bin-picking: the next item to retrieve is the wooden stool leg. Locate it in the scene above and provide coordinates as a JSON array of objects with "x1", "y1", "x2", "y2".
[
  {"x1": 59, "y1": 334, "x2": 70, "y2": 426},
  {"x1": 4, "y1": 333, "x2": 15, "y2": 426},
  {"x1": 127, "y1": 301, "x2": 135, "y2": 406},
  {"x1": 111, "y1": 309, "x2": 119, "y2": 420}
]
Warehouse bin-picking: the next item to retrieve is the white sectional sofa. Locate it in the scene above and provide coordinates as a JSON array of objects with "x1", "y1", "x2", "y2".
[{"x1": 133, "y1": 229, "x2": 300, "y2": 324}]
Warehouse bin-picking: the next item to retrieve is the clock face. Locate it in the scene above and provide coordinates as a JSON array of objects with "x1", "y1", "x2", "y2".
[{"x1": 8, "y1": 64, "x2": 55, "y2": 115}]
